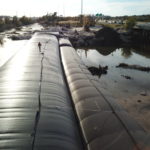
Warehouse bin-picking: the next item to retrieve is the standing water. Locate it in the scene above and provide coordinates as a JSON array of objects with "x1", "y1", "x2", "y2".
[
  {"x1": 0, "y1": 23, "x2": 43, "y2": 67},
  {"x1": 0, "y1": 38, "x2": 27, "y2": 67},
  {"x1": 77, "y1": 46, "x2": 150, "y2": 131}
]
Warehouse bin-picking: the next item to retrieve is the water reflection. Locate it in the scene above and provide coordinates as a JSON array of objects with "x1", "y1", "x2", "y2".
[
  {"x1": 132, "y1": 45, "x2": 150, "y2": 58},
  {"x1": 77, "y1": 46, "x2": 150, "y2": 98},
  {"x1": 0, "y1": 37, "x2": 4, "y2": 46},
  {"x1": 82, "y1": 46, "x2": 117, "y2": 56},
  {"x1": 121, "y1": 47, "x2": 132, "y2": 58},
  {"x1": 77, "y1": 46, "x2": 150, "y2": 132},
  {"x1": 96, "y1": 47, "x2": 117, "y2": 56},
  {"x1": 79, "y1": 45, "x2": 150, "y2": 59}
]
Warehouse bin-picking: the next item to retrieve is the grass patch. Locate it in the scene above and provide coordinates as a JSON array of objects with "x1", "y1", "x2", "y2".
[{"x1": 97, "y1": 23, "x2": 124, "y2": 29}]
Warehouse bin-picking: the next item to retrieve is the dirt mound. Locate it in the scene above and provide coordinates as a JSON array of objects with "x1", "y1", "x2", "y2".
[{"x1": 94, "y1": 27, "x2": 122, "y2": 46}]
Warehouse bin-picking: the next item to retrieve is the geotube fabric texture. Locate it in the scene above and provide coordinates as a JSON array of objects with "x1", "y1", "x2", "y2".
[
  {"x1": 0, "y1": 33, "x2": 84, "y2": 150},
  {"x1": 59, "y1": 38, "x2": 150, "y2": 150}
]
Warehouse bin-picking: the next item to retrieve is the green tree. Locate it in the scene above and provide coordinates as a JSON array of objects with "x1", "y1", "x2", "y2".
[
  {"x1": 19, "y1": 16, "x2": 32, "y2": 25},
  {"x1": 12, "y1": 16, "x2": 21, "y2": 26},
  {"x1": 0, "y1": 37, "x2": 4, "y2": 46},
  {"x1": 4, "y1": 17, "x2": 11, "y2": 24},
  {"x1": 125, "y1": 17, "x2": 136, "y2": 30},
  {"x1": 0, "y1": 18, "x2": 4, "y2": 27}
]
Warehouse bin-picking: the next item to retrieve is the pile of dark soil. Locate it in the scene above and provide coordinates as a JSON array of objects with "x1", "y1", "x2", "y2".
[
  {"x1": 69, "y1": 26, "x2": 122, "y2": 47},
  {"x1": 93, "y1": 27, "x2": 122, "y2": 46}
]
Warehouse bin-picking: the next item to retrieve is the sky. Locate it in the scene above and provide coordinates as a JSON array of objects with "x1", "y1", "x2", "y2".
[{"x1": 0, "y1": 0, "x2": 150, "y2": 17}]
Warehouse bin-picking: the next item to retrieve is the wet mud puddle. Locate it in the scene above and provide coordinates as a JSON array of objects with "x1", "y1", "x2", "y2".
[{"x1": 77, "y1": 47, "x2": 150, "y2": 132}]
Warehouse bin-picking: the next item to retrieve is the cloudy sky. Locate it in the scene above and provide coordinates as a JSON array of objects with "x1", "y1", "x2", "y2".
[{"x1": 0, "y1": 0, "x2": 150, "y2": 17}]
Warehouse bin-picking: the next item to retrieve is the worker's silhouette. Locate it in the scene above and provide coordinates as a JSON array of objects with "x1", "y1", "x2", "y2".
[{"x1": 38, "y1": 42, "x2": 42, "y2": 52}]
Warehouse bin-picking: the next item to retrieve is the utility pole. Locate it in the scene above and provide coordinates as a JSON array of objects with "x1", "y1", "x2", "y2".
[
  {"x1": 81, "y1": 0, "x2": 83, "y2": 15},
  {"x1": 63, "y1": 2, "x2": 65, "y2": 17},
  {"x1": 80, "y1": 0, "x2": 83, "y2": 26}
]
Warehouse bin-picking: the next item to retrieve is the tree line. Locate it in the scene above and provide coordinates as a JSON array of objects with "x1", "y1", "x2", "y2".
[
  {"x1": 0, "y1": 16, "x2": 34, "y2": 32},
  {"x1": 110, "y1": 15, "x2": 150, "y2": 22}
]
